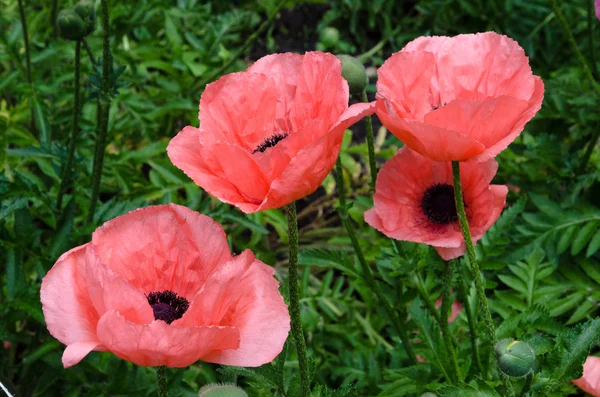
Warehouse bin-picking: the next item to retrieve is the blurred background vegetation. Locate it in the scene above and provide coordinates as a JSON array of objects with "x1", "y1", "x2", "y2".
[{"x1": 2, "y1": 0, "x2": 600, "y2": 395}]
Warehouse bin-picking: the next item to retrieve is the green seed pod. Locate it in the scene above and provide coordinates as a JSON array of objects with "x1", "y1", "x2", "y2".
[
  {"x1": 198, "y1": 383, "x2": 248, "y2": 397},
  {"x1": 73, "y1": 0, "x2": 96, "y2": 35},
  {"x1": 319, "y1": 27, "x2": 340, "y2": 49},
  {"x1": 57, "y1": 9, "x2": 86, "y2": 41},
  {"x1": 495, "y1": 338, "x2": 536, "y2": 378},
  {"x1": 337, "y1": 55, "x2": 368, "y2": 95}
]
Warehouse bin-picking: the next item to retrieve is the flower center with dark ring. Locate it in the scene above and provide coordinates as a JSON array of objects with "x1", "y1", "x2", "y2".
[
  {"x1": 421, "y1": 183, "x2": 459, "y2": 225},
  {"x1": 252, "y1": 132, "x2": 289, "y2": 154},
  {"x1": 146, "y1": 290, "x2": 189, "y2": 324}
]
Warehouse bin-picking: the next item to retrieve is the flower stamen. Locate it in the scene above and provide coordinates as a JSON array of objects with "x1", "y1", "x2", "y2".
[
  {"x1": 421, "y1": 183, "x2": 459, "y2": 224},
  {"x1": 252, "y1": 132, "x2": 289, "y2": 154},
  {"x1": 146, "y1": 290, "x2": 189, "y2": 324}
]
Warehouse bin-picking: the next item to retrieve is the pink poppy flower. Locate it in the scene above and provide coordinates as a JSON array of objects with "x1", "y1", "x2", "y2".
[
  {"x1": 364, "y1": 147, "x2": 507, "y2": 260},
  {"x1": 574, "y1": 356, "x2": 600, "y2": 396},
  {"x1": 40, "y1": 204, "x2": 290, "y2": 368},
  {"x1": 596, "y1": 1, "x2": 600, "y2": 20},
  {"x1": 434, "y1": 297, "x2": 463, "y2": 323},
  {"x1": 167, "y1": 52, "x2": 375, "y2": 213},
  {"x1": 376, "y1": 32, "x2": 544, "y2": 162}
]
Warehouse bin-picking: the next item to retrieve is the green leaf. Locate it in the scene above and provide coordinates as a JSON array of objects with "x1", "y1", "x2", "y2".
[
  {"x1": 32, "y1": 95, "x2": 51, "y2": 146},
  {"x1": 549, "y1": 318, "x2": 600, "y2": 382},
  {"x1": 586, "y1": 230, "x2": 600, "y2": 257},
  {"x1": 571, "y1": 221, "x2": 599, "y2": 255},
  {"x1": 49, "y1": 199, "x2": 75, "y2": 260}
]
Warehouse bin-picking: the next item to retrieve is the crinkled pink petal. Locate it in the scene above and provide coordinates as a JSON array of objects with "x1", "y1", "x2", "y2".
[
  {"x1": 199, "y1": 72, "x2": 279, "y2": 150},
  {"x1": 96, "y1": 311, "x2": 240, "y2": 367},
  {"x1": 167, "y1": 126, "x2": 247, "y2": 206},
  {"x1": 376, "y1": 100, "x2": 485, "y2": 162},
  {"x1": 574, "y1": 356, "x2": 600, "y2": 396},
  {"x1": 289, "y1": 52, "x2": 349, "y2": 131},
  {"x1": 90, "y1": 204, "x2": 232, "y2": 300}
]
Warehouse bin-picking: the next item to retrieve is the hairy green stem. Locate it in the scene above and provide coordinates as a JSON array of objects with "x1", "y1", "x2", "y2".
[
  {"x1": 82, "y1": 38, "x2": 95, "y2": 64},
  {"x1": 156, "y1": 366, "x2": 168, "y2": 397},
  {"x1": 284, "y1": 203, "x2": 310, "y2": 397},
  {"x1": 361, "y1": 90, "x2": 377, "y2": 189},
  {"x1": 519, "y1": 372, "x2": 533, "y2": 397},
  {"x1": 588, "y1": 0, "x2": 599, "y2": 80},
  {"x1": 415, "y1": 271, "x2": 443, "y2": 326},
  {"x1": 551, "y1": 0, "x2": 600, "y2": 95},
  {"x1": 57, "y1": 40, "x2": 82, "y2": 210},
  {"x1": 457, "y1": 272, "x2": 484, "y2": 377},
  {"x1": 452, "y1": 162, "x2": 514, "y2": 395},
  {"x1": 87, "y1": 0, "x2": 112, "y2": 224},
  {"x1": 579, "y1": 127, "x2": 600, "y2": 172},
  {"x1": 17, "y1": 0, "x2": 34, "y2": 132},
  {"x1": 440, "y1": 260, "x2": 460, "y2": 383},
  {"x1": 336, "y1": 158, "x2": 417, "y2": 364}
]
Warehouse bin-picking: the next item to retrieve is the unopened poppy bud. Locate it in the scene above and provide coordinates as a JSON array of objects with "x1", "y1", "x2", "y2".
[
  {"x1": 319, "y1": 27, "x2": 340, "y2": 48},
  {"x1": 73, "y1": 0, "x2": 96, "y2": 35},
  {"x1": 495, "y1": 339, "x2": 535, "y2": 378},
  {"x1": 198, "y1": 384, "x2": 248, "y2": 397},
  {"x1": 57, "y1": 9, "x2": 86, "y2": 40},
  {"x1": 337, "y1": 55, "x2": 368, "y2": 95}
]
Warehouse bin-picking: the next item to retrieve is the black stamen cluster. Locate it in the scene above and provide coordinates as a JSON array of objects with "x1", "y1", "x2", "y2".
[
  {"x1": 421, "y1": 183, "x2": 459, "y2": 225},
  {"x1": 146, "y1": 290, "x2": 190, "y2": 324},
  {"x1": 252, "y1": 132, "x2": 289, "y2": 154}
]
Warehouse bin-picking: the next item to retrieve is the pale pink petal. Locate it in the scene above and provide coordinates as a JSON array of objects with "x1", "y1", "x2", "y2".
[
  {"x1": 574, "y1": 356, "x2": 600, "y2": 395},
  {"x1": 90, "y1": 204, "x2": 232, "y2": 300},
  {"x1": 596, "y1": 1, "x2": 600, "y2": 20},
  {"x1": 96, "y1": 311, "x2": 240, "y2": 367},
  {"x1": 289, "y1": 52, "x2": 349, "y2": 131},
  {"x1": 436, "y1": 245, "x2": 467, "y2": 261},
  {"x1": 62, "y1": 341, "x2": 103, "y2": 368},
  {"x1": 40, "y1": 245, "x2": 101, "y2": 347},
  {"x1": 167, "y1": 126, "x2": 246, "y2": 206}
]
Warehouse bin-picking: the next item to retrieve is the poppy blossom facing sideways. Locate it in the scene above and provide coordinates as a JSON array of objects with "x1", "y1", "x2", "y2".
[
  {"x1": 376, "y1": 32, "x2": 544, "y2": 162},
  {"x1": 364, "y1": 147, "x2": 508, "y2": 260},
  {"x1": 573, "y1": 356, "x2": 600, "y2": 396},
  {"x1": 40, "y1": 204, "x2": 290, "y2": 368},
  {"x1": 167, "y1": 52, "x2": 375, "y2": 213}
]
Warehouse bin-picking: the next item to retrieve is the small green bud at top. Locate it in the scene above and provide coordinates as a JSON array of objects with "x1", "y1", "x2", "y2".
[
  {"x1": 57, "y1": 9, "x2": 86, "y2": 41},
  {"x1": 495, "y1": 338, "x2": 536, "y2": 378},
  {"x1": 337, "y1": 55, "x2": 368, "y2": 95},
  {"x1": 319, "y1": 27, "x2": 340, "y2": 49},
  {"x1": 198, "y1": 383, "x2": 248, "y2": 397},
  {"x1": 73, "y1": 0, "x2": 96, "y2": 35}
]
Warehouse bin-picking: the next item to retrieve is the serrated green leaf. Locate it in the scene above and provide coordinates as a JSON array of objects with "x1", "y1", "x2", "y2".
[
  {"x1": 549, "y1": 318, "x2": 600, "y2": 382},
  {"x1": 571, "y1": 221, "x2": 599, "y2": 255},
  {"x1": 586, "y1": 230, "x2": 600, "y2": 257}
]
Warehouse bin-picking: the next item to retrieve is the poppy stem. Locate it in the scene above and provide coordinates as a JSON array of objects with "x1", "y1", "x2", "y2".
[
  {"x1": 551, "y1": 0, "x2": 600, "y2": 95},
  {"x1": 587, "y1": 0, "x2": 599, "y2": 80},
  {"x1": 283, "y1": 202, "x2": 311, "y2": 397},
  {"x1": 17, "y1": 0, "x2": 35, "y2": 133},
  {"x1": 440, "y1": 260, "x2": 460, "y2": 383},
  {"x1": 414, "y1": 271, "x2": 443, "y2": 326},
  {"x1": 335, "y1": 158, "x2": 418, "y2": 364},
  {"x1": 457, "y1": 269, "x2": 484, "y2": 377},
  {"x1": 57, "y1": 40, "x2": 82, "y2": 210},
  {"x1": 579, "y1": 126, "x2": 600, "y2": 172},
  {"x1": 452, "y1": 161, "x2": 515, "y2": 396},
  {"x1": 82, "y1": 38, "x2": 96, "y2": 64},
  {"x1": 156, "y1": 366, "x2": 168, "y2": 397},
  {"x1": 87, "y1": 0, "x2": 112, "y2": 224},
  {"x1": 361, "y1": 90, "x2": 377, "y2": 189}
]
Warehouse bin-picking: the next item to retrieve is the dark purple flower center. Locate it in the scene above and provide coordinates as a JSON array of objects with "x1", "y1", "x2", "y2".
[
  {"x1": 146, "y1": 290, "x2": 189, "y2": 324},
  {"x1": 421, "y1": 183, "x2": 458, "y2": 224},
  {"x1": 252, "y1": 132, "x2": 289, "y2": 154}
]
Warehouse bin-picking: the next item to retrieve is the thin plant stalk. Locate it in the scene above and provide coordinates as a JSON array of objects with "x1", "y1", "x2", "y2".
[
  {"x1": 452, "y1": 161, "x2": 514, "y2": 396},
  {"x1": 551, "y1": 0, "x2": 600, "y2": 95},
  {"x1": 361, "y1": 90, "x2": 377, "y2": 188},
  {"x1": 156, "y1": 366, "x2": 168, "y2": 397},
  {"x1": 57, "y1": 40, "x2": 82, "y2": 210},
  {"x1": 588, "y1": 0, "x2": 599, "y2": 80},
  {"x1": 82, "y1": 38, "x2": 95, "y2": 64},
  {"x1": 17, "y1": 0, "x2": 34, "y2": 131},
  {"x1": 87, "y1": 0, "x2": 112, "y2": 224},
  {"x1": 284, "y1": 202, "x2": 310, "y2": 397},
  {"x1": 457, "y1": 270, "x2": 484, "y2": 376},
  {"x1": 335, "y1": 158, "x2": 417, "y2": 364},
  {"x1": 519, "y1": 372, "x2": 533, "y2": 397},
  {"x1": 579, "y1": 126, "x2": 600, "y2": 172},
  {"x1": 440, "y1": 259, "x2": 460, "y2": 383},
  {"x1": 414, "y1": 271, "x2": 443, "y2": 326},
  {"x1": 51, "y1": 0, "x2": 59, "y2": 36}
]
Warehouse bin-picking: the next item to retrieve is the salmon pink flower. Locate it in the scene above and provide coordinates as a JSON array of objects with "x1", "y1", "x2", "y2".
[
  {"x1": 376, "y1": 32, "x2": 544, "y2": 162},
  {"x1": 596, "y1": 1, "x2": 600, "y2": 20},
  {"x1": 167, "y1": 52, "x2": 375, "y2": 213},
  {"x1": 40, "y1": 204, "x2": 290, "y2": 368},
  {"x1": 434, "y1": 297, "x2": 463, "y2": 323},
  {"x1": 364, "y1": 147, "x2": 507, "y2": 260},
  {"x1": 574, "y1": 356, "x2": 600, "y2": 396}
]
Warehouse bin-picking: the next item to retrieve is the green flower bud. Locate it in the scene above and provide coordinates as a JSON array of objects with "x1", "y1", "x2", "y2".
[
  {"x1": 319, "y1": 27, "x2": 340, "y2": 49},
  {"x1": 198, "y1": 383, "x2": 248, "y2": 397},
  {"x1": 57, "y1": 9, "x2": 86, "y2": 41},
  {"x1": 337, "y1": 55, "x2": 368, "y2": 95},
  {"x1": 73, "y1": 0, "x2": 96, "y2": 35},
  {"x1": 495, "y1": 339, "x2": 536, "y2": 378}
]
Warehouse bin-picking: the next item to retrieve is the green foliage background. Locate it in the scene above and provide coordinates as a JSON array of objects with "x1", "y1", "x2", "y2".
[{"x1": 1, "y1": 0, "x2": 600, "y2": 396}]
